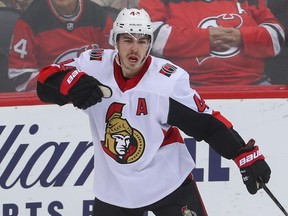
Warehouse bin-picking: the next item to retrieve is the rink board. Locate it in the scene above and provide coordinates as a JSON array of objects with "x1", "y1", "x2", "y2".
[{"x1": 0, "y1": 97, "x2": 287, "y2": 216}]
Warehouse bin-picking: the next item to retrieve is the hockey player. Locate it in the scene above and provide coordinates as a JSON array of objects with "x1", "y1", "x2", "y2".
[
  {"x1": 37, "y1": 8, "x2": 271, "y2": 216},
  {"x1": 138, "y1": 0, "x2": 285, "y2": 85},
  {"x1": 8, "y1": 0, "x2": 113, "y2": 92}
]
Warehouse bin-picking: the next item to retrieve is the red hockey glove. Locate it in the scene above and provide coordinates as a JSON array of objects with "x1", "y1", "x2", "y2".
[
  {"x1": 234, "y1": 139, "x2": 271, "y2": 194},
  {"x1": 60, "y1": 70, "x2": 111, "y2": 110}
]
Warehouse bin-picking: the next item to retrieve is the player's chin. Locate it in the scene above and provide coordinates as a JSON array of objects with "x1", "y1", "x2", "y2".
[{"x1": 127, "y1": 62, "x2": 142, "y2": 70}]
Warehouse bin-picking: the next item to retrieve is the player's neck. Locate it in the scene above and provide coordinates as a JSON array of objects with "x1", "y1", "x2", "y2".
[
  {"x1": 51, "y1": 0, "x2": 80, "y2": 17},
  {"x1": 121, "y1": 67, "x2": 140, "y2": 79}
]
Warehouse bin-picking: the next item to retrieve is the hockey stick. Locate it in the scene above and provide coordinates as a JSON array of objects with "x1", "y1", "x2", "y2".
[{"x1": 258, "y1": 177, "x2": 288, "y2": 216}]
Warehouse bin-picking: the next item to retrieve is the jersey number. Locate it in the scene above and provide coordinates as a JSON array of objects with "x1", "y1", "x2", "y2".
[
  {"x1": 194, "y1": 95, "x2": 208, "y2": 112},
  {"x1": 14, "y1": 39, "x2": 28, "y2": 59}
]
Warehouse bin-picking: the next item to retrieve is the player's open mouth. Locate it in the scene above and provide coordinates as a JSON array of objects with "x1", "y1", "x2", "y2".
[{"x1": 128, "y1": 56, "x2": 139, "y2": 64}]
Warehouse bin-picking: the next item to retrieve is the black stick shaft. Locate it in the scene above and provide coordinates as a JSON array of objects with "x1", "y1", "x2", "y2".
[{"x1": 259, "y1": 179, "x2": 288, "y2": 216}]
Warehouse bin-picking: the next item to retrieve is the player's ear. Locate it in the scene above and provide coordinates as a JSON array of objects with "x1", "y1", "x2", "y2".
[
  {"x1": 116, "y1": 43, "x2": 120, "y2": 50},
  {"x1": 115, "y1": 37, "x2": 120, "y2": 49}
]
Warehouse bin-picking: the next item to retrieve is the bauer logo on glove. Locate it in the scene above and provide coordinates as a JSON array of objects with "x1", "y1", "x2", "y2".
[
  {"x1": 234, "y1": 139, "x2": 271, "y2": 194},
  {"x1": 235, "y1": 146, "x2": 264, "y2": 168}
]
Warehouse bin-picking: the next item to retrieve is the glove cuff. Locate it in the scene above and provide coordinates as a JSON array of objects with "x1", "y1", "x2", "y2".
[
  {"x1": 60, "y1": 70, "x2": 86, "y2": 96},
  {"x1": 234, "y1": 145, "x2": 265, "y2": 168}
]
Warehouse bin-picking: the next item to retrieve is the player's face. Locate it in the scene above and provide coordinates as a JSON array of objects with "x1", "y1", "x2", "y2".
[{"x1": 117, "y1": 33, "x2": 150, "y2": 78}]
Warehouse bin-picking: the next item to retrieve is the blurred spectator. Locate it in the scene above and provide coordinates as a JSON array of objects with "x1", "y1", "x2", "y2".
[
  {"x1": 0, "y1": 1, "x2": 6, "y2": 7},
  {"x1": 0, "y1": 7, "x2": 20, "y2": 92},
  {"x1": 8, "y1": 0, "x2": 113, "y2": 92},
  {"x1": 1, "y1": 0, "x2": 33, "y2": 12},
  {"x1": 13, "y1": 0, "x2": 33, "y2": 12},
  {"x1": 91, "y1": 0, "x2": 140, "y2": 20},
  {"x1": 139, "y1": 0, "x2": 285, "y2": 86},
  {"x1": 264, "y1": 0, "x2": 288, "y2": 84},
  {"x1": 92, "y1": 0, "x2": 139, "y2": 9}
]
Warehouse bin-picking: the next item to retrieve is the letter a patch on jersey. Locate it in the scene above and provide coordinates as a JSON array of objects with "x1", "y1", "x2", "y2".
[
  {"x1": 159, "y1": 63, "x2": 177, "y2": 77},
  {"x1": 136, "y1": 98, "x2": 148, "y2": 116}
]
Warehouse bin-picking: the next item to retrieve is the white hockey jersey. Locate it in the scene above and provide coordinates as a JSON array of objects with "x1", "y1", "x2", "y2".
[
  {"x1": 38, "y1": 48, "x2": 244, "y2": 208},
  {"x1": 68, "y1": 49, "x2": 213, "y2": 207}
]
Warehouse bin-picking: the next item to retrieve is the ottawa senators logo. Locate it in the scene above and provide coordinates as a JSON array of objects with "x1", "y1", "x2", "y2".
[{"x1": 101, "y1": 102, "x2": 145, "y2": 164}]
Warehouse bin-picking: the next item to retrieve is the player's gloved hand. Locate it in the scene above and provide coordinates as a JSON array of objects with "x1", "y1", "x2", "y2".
[
  {"x1": 60, "y1": 69, "x2": 111, "y2": 109},
  {"x1": 68, "y1": 75, "x2": 104, "y2": 109},
  {"x1": 234, "y1": 139, "x2": 271, "y2": 194}
]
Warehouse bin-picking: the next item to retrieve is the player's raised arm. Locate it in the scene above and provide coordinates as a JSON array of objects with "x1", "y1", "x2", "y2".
[{"x1": 37, "y1": 60, "x2": 111, "y2": 109}]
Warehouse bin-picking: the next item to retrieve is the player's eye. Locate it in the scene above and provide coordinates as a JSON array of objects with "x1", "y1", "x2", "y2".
[{"x1": 138, "y1": 39, "x2": 149, "y2": 46}]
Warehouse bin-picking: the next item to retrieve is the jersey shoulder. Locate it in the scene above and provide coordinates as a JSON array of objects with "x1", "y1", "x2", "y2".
[
  {"x1": 80, "y1": 48, "x2": 115, "y2": 61},
  {"x1": 76, "y1": 48, "x2": 116, "y2": 72},
  {"x1": 80, "y1": 0, "x2": 110, "y2": 29},
  {"x1": 19, "y1": 0, "x2": 48, "y2": 26},
  {"x1": 147, "y1": 55, "x2": 190, "y2": 96},
  {"x1": 149, "y1": 55, "x2": 188, "y2": 81}
]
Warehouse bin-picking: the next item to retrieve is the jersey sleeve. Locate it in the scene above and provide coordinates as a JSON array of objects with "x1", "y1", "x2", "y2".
[
  {"x1": 8, "y1": 19, "x2": 39, "y2": 91},
  {"x1": 238, "y1": 0, "x2": 285, "y2": 58},
  {"x1": 139, "y1": 0, "x2": 285, "y2": 60},
  {"x1": 167, "y1": 72, "x2": 245, "y2": 159}
]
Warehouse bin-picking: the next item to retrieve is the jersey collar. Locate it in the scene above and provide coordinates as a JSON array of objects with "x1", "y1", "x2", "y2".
[{"x1": 113, "y1": 56, "x2": 152, "y2": 92}]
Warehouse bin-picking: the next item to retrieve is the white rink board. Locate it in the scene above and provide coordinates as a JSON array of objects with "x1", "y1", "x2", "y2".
[{"x1": 0, "y1": 98, "x2": 287, "y2": 216}]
